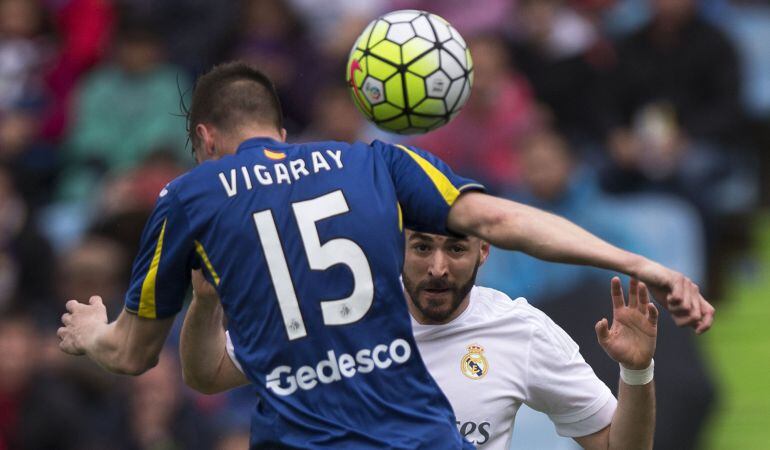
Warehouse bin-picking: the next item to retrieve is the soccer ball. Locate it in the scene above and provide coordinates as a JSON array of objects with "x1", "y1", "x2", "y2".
[{"x1": 346, "y1": 10, "x2": 473, "y2": 134}]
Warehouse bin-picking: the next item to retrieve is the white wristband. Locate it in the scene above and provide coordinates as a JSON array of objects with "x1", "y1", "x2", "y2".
[{"x1": 620, "y1": 359, "x2": 654, "y2": 385}]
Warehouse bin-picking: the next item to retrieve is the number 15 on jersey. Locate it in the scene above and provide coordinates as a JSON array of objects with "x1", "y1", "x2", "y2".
[{"x1": 253, "y1": 190, "x2": 375, "y2": 340}]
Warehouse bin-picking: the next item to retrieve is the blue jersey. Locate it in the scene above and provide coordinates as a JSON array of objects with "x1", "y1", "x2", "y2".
[{"x1": 124, "y1": 137, "x2": 484, "y2": 449}]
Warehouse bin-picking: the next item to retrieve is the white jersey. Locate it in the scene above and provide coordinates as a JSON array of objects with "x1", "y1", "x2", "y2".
[{"x1": 412, "y1": 286, "x2": 617, "y2": 449}]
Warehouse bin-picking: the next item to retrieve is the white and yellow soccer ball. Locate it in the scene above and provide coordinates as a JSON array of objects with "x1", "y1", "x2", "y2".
[{"x1": 346, "y1": 10, "x2": 473, "y2": 134}]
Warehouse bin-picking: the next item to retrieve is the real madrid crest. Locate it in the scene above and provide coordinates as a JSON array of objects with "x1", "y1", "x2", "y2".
[{"x1": 461, "y1": 344, "x2": 488, "y2": 380}]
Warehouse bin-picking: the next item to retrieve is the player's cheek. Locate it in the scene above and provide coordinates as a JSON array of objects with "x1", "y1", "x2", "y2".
[
  {"x1": 406, "y1": 258, "x2": 430, "y2": 279},
  {"x1": 451, "y1": 258, "x2": 474, "y2": 282}
]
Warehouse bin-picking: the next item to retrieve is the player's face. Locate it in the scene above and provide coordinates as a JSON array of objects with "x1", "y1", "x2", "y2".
[{"x1": 403, "y1": 231, "x2": 489, "y2": 324}]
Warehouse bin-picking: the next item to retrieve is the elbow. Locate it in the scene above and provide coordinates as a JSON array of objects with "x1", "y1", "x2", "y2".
[
  {"x1": 182, "y1": 368, "x2": 223, "y2": 395},
  {"x1": 485, "y1": 207, "x2": 512, "y2": 235},
  {"x1": 474, "y1": 204, "x2": 519, "y2": 247},
  {"x1": 106, "y1": 348, "x2": 160, "y2": 377},
  {"x1": 450, "y1": 192, "x2": 514, "y2": 243},
  {"x1": 112, "y1": 354, "x2": 159, "y2": 376}
]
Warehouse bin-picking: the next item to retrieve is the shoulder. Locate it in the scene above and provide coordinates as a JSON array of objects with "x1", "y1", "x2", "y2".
[
  {"x1": 300, "y1": 139, "x2": 353, "y2": 149},
  {"x1": 472, "y1": 286, "x2": 575, "y2": 349},
  {"x1": 158, "y1": 165, "x2": 219, "y2": 206},
  {"x1": 369, "y1": 139, "x2": 421, "y2": 155},
  {"x1": 369, "y1": 139, "x2": 391, "y2": 150},
  {"x1": 296, "y1": 139, "x2": 378, "y2": 158},
  {"x1": 370, "y1": 140, "x2": 445, "y2": 169},
  {"x1": 471, "y1": 285, "x2": 548, "y2": 326},
  {"x1": 163, "y1": 168, "x2": 200, "y2": 194}
]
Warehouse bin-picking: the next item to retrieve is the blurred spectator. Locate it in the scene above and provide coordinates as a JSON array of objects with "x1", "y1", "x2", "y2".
[
  {"x1": 290, "y1": 0, "x2": 386, "y2": 63},
  {"x1": 0, "y1": 0, "x2": 53, "y2": 113},
  {"x1": 2, "y1": 337, "x2": 216, "y2": 450},
  {"x1": 40, "y1": 148, "x2": 185, "y2": 256},
  {"x1": 597, "y1": 0, "x2": 757, "y2": 295},
  {"x1": 409, "y1": 33, "x2": 541, "y2": 192},
  {"x1": 703, "y1": 0, "x2": 770, "y2": 119},
  {"x1": 0, "y1": 165, "x2": 56, "y2": 314},
  {"x1": 703, "y1": 0, "x2": 770, "y2": 204},
  {"x1": 0, "y1": 106, "x2": 58, "y2": 208},
  {"x1": 233, "y1": 0, "x2": 321, "y2": 134},
  {"x1": 507, "y1": 0, "x2": 612, "y2": 140},
  {"x1": 0, "y1": 311, "x2": 39, "y2": 449},
  {"x1": 389, "y1": 0, "x2": 513, "y2": 36},
  {"x1": 0, "y1": 310, "x2": 101, "y2": 450},
  {"x1": 89, "y1": 148, "x2": 187, "y2": 255},
  {"x1": 97, "y1": 149, "x2": 186, "y2": 218},
  {"x1": 299, "y1": 85, "x2": 368, "y2": 142},
  {"x1": 599, "y1": 0, "x2": 651, "y2": 37},
  {"x1": 115, "y1": 0, "x2": 238, "y2": 75},
  {"x1": 600, "y1": 103, "x2": 756, "y2": 220},
  {"x1": 56, "y1": 235, "x2": 129, "y2": 319},
  {"x1": 601, "y1": 0, "x2": 743, "y2": 146},
  {"x1": 124, "y1": 349, "x2": 215, "y2": 450},
  {"x1": 41, "y1": 0, "x2": 115, "y2": 140},
  {"x1": 60, "y1": 22, "x2": 190, "y2": 202}
]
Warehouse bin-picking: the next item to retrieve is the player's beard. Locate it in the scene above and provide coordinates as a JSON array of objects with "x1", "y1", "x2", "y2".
[{"x1": 403, "y1": 259, "x2": 480, "y2": 324}]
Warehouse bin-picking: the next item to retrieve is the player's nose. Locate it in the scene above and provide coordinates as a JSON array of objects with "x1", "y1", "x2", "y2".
[{"x1": 427, "y1": 251, "x2": 450, "y2": 278}]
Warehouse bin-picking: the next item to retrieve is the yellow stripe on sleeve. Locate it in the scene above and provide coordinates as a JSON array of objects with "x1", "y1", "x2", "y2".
[
  {"x1": 195, "y1": 240, "x2": 221, "y2": 286},
  {"x1": 397, "y1": 202, "x2": 403, "y2": 232},
  {"x1": 138, "y1": 219, "x2": 167, "y2": 319},
  {"x1": 396, "y1": 144, "x2": 460, "y2": 206}
]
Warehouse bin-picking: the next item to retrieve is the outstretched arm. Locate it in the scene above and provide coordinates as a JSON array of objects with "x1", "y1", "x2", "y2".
[
  {"x1": 448, "y1": 191, "x2": 714, "y2": 333},
  {"x1": 57, "y1": 181, "x2": 198, "y2": 374},
  {"x1": 179, "y1": 270, "x2": 249, "y2": 394},
  {"x1": 58, "y1": 297, "x2": 174, "y2": 375},
  {"x1": 575, "y1": 278, "x2": 657, "y2": 450}
]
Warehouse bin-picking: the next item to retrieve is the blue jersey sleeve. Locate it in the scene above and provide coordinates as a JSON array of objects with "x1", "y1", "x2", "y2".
[
  {"x1": 124, "y1": 187, "x2": 195, "y2": 319},
  {"x1": 375, "y1": 141, "x2": 485, "y2": 235}
]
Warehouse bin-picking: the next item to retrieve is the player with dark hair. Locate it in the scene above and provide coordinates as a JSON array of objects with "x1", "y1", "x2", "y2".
[{"x1": 58, "y1": 62, "x2": 712, "y2": 449}]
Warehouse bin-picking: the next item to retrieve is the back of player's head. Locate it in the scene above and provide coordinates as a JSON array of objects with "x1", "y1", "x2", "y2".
[{"x1": 187, "y1": 61, "x2": 283, "y2": 145}]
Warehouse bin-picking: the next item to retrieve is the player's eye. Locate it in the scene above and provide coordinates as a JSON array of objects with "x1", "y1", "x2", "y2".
[
  {"x1": 412, "y1": 243, "x2": 431, "y2": 253},
  {"x1": 449, "y1": 245, "x2": 467, "y2": 254}
]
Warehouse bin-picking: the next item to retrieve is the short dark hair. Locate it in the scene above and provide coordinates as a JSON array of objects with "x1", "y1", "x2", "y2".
[{"x1": 187, "y1": 62, "x2": 283, "y2": 146}]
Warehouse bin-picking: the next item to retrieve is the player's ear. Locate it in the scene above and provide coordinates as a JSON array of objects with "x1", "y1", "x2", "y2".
[
  {"x1": 279, "y1": 128, "x2": 287, "y2": 142},
  {"x1": 478, "y1": 241, "x2": 491, "y2": 266},
  {"x1": 195, "y1": 124, "x2": 217, "y2": 157}
]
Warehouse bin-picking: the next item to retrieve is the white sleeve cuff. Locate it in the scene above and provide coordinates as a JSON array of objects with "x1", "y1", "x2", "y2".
[
  {"x1": 225, "y1": 331, "x2": 245, "y2": 374},
  {"x1": 552, "y1": 391, "x2": 617, "y2": 437}
]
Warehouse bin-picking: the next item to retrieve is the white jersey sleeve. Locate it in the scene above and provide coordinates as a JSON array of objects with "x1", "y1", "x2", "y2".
[
  {"x1": 225, "y1": 330, "x2": 245, "y2": 374},
  {"x1": 524, "y1": 312, "x2": 617, "y2": 437}
]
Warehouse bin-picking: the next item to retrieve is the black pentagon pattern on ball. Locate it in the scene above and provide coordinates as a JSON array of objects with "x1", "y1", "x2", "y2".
[
  {"x1": 405, "y1": 11, "x2": 472, "y2": 133},
  {"x1": 355, "y1": 10, "x2": 473, "y2": 134}
]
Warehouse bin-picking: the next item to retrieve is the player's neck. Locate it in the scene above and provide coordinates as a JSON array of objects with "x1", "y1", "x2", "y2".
[
  {"x1": 207, "y1": 129, "x2": 283, "y2": 159},
  {"x1": 234, "y1": 125, "x2": 285, "y2": 146}
]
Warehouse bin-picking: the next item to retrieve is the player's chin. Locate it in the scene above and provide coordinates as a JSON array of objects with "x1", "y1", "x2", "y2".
[{"x1": 417, "y1": 293, "x2": 456, "y2": 320}]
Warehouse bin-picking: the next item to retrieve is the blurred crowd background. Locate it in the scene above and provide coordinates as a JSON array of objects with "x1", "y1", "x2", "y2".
[{"x1": 1, "y1": 0, "x2": 768, "y2": 449}]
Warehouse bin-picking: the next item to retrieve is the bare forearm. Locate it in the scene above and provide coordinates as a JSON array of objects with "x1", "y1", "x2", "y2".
[
  {"x1": 179, "y1": 295, "x2": 228, "y2": 390},
  {"x1": 180, "y1": 296, "x2": 249, "y2": 393},
  {"x1": 84, "y1": 312, "x2": 168, "y2": 375},
  {"x1": 608, "y1": 381, "x2": 655, "y2": 450},
  {"x1": 450, "y1": 193, "x2": 645, "y2": 275},
  {"x1": 82, "y1": 322, "x2": 126, "y2": 373}
]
